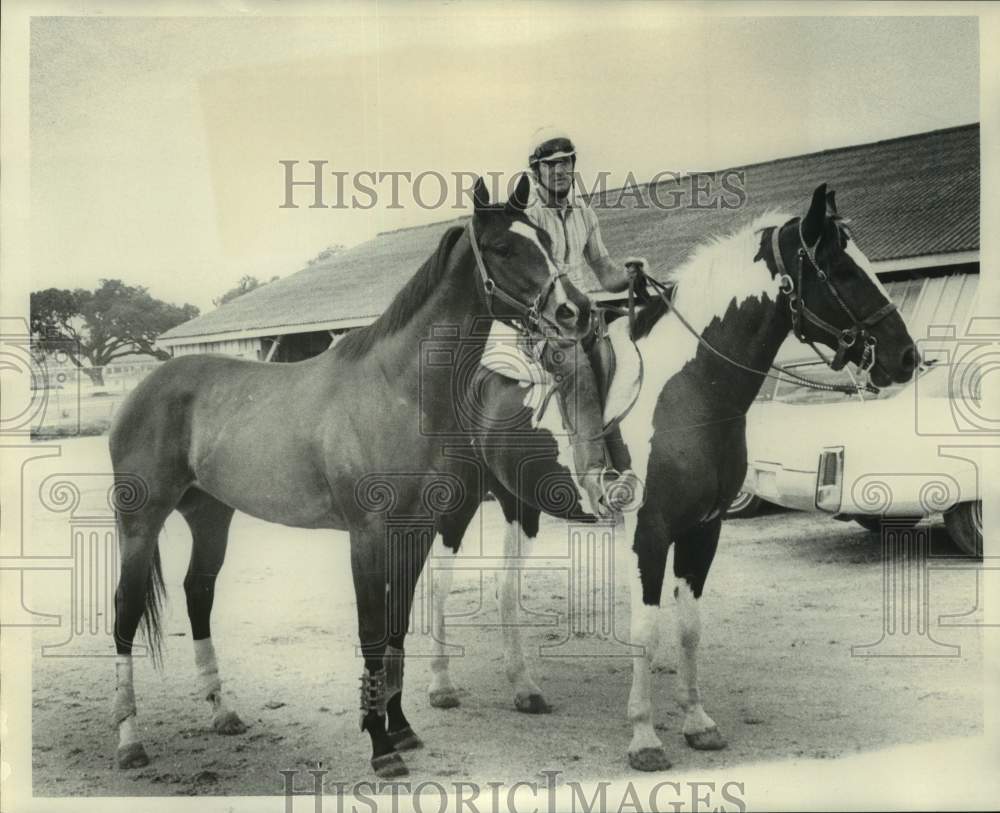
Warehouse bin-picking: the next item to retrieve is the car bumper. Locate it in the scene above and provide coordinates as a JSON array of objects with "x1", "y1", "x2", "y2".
[{"x1": 743, "y1": 464, "x2": 818, "y2": 512}]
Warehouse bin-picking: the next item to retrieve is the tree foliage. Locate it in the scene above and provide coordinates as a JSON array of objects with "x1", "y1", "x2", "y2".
[
  {"x1": 30, "y1": 279, "x2": 199, "y2": 385},
  {"x1": 213, "y1": 274, "x2": 280, "y2": 307},
  {"x1": 307, "y1": 243, "x2": 346, "y2": 267}
]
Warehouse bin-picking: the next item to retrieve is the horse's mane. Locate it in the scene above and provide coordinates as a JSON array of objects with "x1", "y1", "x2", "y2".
[
  {"x1": 334, "y1": 226, "x2": 466, "y2": 361},
  {"x1": 632, "y1": 211, "x2": 793, "y2": 341}
]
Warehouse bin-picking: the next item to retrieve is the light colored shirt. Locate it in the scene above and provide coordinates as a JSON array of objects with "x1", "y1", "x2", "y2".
[{"x1": 524, "y1": 182, "x2": 612, "y2": 292}]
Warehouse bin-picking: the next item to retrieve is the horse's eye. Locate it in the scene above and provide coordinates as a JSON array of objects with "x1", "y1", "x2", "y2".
[{"x1": 490, "y1": 243, "x2": 511, "y2": 257}]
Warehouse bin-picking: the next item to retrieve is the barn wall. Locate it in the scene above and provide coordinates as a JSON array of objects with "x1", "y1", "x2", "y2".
[
  {"x1": 170, "y1": 337, "x2": 263, "y2": 359},
  {"x1": 268, "y1": 331, "x2": 335, "y2": 362}
]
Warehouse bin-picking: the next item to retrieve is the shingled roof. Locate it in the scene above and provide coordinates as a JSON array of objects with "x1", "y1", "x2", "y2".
[{"x1": 161, "y1": 123, "x2": 979, "y2": 343}]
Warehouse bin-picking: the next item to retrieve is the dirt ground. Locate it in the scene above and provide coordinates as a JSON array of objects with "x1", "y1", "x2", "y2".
[{"x1": 24, "y1": 437, "x2": 985, "y2": 799}]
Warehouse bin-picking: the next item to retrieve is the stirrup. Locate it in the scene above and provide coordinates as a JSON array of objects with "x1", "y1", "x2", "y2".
[{"x1": 600, "y1": 467, "x2": 645, "y2": 514}]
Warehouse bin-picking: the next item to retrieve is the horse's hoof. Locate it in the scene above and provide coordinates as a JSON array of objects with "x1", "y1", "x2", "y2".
[
  {"x1": 684, "y1": 727, "x2": 727, "y2": 751},
  {"x1": 213, "y1": 710, "x2": 248, "y2": 735},
  {"x1": 429, "y1": 688, "x2": 460, "y2": 709},
  {"x1": 116, "y1": 741, "x2": 150, "y2": 769},
  {"x1": 371, "y1": 751, "x2": 409, "y2": 778},
  {"x1": 514, "y1": 693, "x2": 551, "y2": 714},
  {"x1": 388, "y1": 726, "x2": 423, "y2": 751},
  {"x1": 628, "y1": 746, "x2": 672, "y2": 772}
]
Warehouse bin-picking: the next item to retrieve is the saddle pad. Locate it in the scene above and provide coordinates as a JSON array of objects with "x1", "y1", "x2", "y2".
[
  {"x1": 601, "y1": 317, "x2": 642, "y2": 426},
  {"x1": 480, "y1": 320, "x2": 642, "y2": 427}
]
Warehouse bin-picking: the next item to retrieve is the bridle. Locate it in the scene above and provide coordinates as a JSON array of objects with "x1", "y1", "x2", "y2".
[
  {"x1": 632, "y1": 215, "x2": 899, "y2": 396},
  {"x1": 769, "y1": 217, "x2": 897, "y2": 374},
  {"x1": 466, "y1": 218, "x2": 570, "y2": 337}
]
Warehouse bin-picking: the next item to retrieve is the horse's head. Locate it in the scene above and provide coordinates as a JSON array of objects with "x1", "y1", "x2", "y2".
[
  {"x1": 468, "y1": 174, "x2": 591, "y2": 340},
  {"x1": 771, "y1": 184, "x2": 918, "y2": 388}
]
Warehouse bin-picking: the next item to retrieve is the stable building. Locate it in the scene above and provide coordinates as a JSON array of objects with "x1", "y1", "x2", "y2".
[{"x1": 158, "y1": 124, "x2": 980, "y2": 367}]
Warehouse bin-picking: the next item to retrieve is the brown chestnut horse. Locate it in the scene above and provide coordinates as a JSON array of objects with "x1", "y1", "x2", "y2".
[{"x1": 107, "y1": 175, "x2": 593, "y2": 778}]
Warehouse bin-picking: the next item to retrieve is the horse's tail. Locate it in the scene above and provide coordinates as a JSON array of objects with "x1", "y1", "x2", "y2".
[
  {"x1": 141, "y1": 545, "x2": 167, "y2": 669},
  {"x1": 112, "y1": 498, "x2": 168, "y2": 670}
]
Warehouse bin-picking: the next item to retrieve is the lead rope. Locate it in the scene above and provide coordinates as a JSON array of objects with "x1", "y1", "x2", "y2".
[{"x1": 640, "y1": 273, "x2": 879, "y2": 396}]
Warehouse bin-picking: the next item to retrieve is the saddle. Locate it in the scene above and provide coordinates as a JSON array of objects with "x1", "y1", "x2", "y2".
[{"x1": 480, "y1": 306, "x2": 642, "y2": 426}]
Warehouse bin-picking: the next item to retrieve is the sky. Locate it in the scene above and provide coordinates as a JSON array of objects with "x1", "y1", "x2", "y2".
[{"x1": 26, "y1": 9, "x2": 980, "y2": 313}]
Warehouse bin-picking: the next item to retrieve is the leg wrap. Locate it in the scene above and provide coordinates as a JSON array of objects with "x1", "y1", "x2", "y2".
[
  {"x1": 385, "y1": 645, "x2": 404, "y2": 700},
  {"x1": 193, "y1": 638, "x2": 223, "y2": 700},
  {"x1": 112, "y1": 659, "x2": 137, "y2": 727},
  {"x1": 359, "y1": 667, "x2": 387, "y2": 730}
]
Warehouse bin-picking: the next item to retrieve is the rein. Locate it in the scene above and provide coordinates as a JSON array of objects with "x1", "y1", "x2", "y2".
[{"x1": 628, "y1": 217, "x2": 895, "y2": 396}]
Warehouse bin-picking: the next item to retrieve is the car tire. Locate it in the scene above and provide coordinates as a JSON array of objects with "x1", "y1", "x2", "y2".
[
  {"x1": 725, "y1": 491, "x2": 763, "y2": 520},
  {"x1": 944, "y1": 500, "x2": 982, "y2": 558},
  {"x1": 854, "y1": 516, "x2": 921, "y2": 534}
]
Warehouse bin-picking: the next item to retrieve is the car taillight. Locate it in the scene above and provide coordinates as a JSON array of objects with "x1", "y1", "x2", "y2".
[{"x1": 815, "y1": 447, "x2": 844, "y2": 513}]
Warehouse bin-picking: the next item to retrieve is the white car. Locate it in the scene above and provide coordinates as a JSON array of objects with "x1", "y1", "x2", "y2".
[{"x1": 735, "y1": 361, "x2": 984, "y2": 557}]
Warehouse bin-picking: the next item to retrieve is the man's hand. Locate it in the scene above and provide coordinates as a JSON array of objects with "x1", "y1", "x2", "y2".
[{"x1": 623, "y1": 256, "x2": 648, "y2": 280}]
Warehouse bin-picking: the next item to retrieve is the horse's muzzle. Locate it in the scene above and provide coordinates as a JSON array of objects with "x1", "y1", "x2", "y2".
[
  {"x1": 554, "y1": 301, "x2": 592, "y2": 341},
  {"x1": 900, "y1": 344, "x2": 919, "y2": 377}
]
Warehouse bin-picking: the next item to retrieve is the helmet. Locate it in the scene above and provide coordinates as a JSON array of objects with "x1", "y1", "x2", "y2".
[{"x1": 528, "y1": 127, "x2": 576, "y2": 166}]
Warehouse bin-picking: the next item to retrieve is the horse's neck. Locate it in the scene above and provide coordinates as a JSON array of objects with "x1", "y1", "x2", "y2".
[
  {"x1": 435, "y1": 265, "x2": 493, "y2": 347},
  {"x1": 691, "y1": 293, "x2": 791, "y2": 415},
  {"x1": 392, "y1": 248, "x2": 490, "y2": 366},
  {"x1": 641, "y1": 267, "x2": 790, "y2": 419}
]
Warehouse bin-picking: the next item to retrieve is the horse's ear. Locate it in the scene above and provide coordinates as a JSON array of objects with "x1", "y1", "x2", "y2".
[
  {"x1": 506, "y1": 174, "x2": 531, "y2": 212},
  {"x1": 473, "y1": 177, "x2": 490, "y2": 211},
  {"x1": 825, "y1": 189, "x2": 838, "y2": 216},
  {"x1": 801, "y1": 183, "x2": 828, "y2": 247}
]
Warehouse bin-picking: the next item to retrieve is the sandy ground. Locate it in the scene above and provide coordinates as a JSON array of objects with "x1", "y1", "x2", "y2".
[{"x1": 22, "y1": 437, "x2": 985, "y2": 798}]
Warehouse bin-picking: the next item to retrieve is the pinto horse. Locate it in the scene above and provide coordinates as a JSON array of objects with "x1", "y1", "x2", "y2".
[
  {"x1": 427, "y1": 184, "x2": 919, "y2": 770},
  {"x1": 107, "y1": 175, "x2": 593, "y2": 777}
]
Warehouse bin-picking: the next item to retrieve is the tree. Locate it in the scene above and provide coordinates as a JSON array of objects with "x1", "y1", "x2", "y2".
[
  {"x1": 30, "y1": 279, "x2": 199, "y2": 386},
  {"x1": 307, "y1": 243, "x2": 345, "y2": 266},
  {"x1": 213, "y1": 274, "x2": 280, "y2": 307}
]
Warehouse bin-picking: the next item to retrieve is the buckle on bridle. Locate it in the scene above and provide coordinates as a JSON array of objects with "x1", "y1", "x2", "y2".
[
  {"x1": 778, "y1": 273, "x2": 794, "y2": 294},
  {"x1": 860, "y1": 335, "x2": 877, "y2": 373}
]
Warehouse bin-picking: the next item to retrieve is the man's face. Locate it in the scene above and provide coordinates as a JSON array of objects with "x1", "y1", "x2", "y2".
[{"x1": 537, "y1": 156, "x2": 575, "y2": 198}]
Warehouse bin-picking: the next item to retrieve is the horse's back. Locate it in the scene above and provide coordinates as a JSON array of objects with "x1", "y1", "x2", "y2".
[
  {"x1": 109, "y1": 353, "x2": 325, "y2": 471},
  {"x1": 109, "y1": 352, "x2": 350, "y2": 525}
]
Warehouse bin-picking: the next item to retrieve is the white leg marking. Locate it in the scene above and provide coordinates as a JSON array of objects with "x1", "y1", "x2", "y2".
[
  {"x1": 497, "y1": 521, "x2": 545, "y2": 708},
  {"x1": 194, "y1": 637, "x2": 245, "y2": 732},
  {"x1": 194, "y1": 638, "x2": 224, "y2": 709},
  {"x1": 675, "y1": 579, "x2": 718, "y2": 737},
  {"x1": 114, "y1": 655, "x2": 140, "y2": 747},
  {"x1": 428, "y1": 535, "x2": 459, "y2": 703},
  {"x1": 627, "y1": 571, "x2": 663, "y2": 754}
]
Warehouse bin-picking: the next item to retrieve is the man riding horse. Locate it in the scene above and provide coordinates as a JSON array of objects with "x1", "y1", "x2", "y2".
[{"x1": 521, "y1": 126, "x2": 645, "y2": 516}]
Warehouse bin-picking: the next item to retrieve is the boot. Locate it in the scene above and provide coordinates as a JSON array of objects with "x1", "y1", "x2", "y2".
[
  {"x1": 540, "y1": 339, "x2": 630, "y2": 518},
  {"x1": 603, "y1": 423, "x2": 645, "y2": 513}
]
